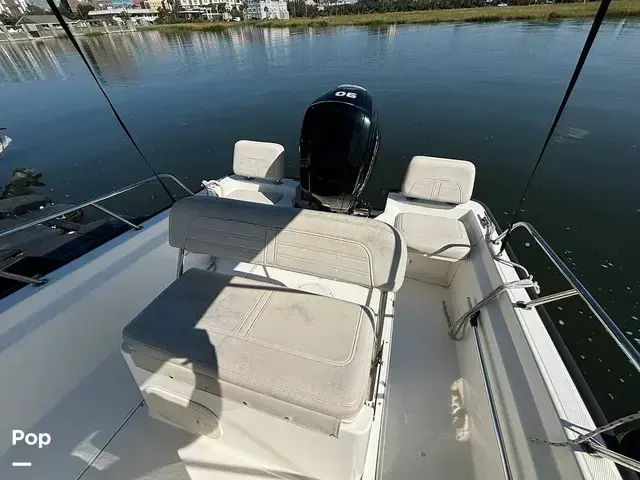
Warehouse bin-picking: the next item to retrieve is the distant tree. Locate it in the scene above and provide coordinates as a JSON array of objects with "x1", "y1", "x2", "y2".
[
  {"x1": 155, "y1": 5, "x2": 170, "y2": 21},
  {"x1": 287, "y1": 0, "x2": 318, "y2": 17},
  {"x1": 155, "y1": 4, "x2": 182, "y2": 22},
  {"x1": 166, "y1": 0, "x2": 181, "y2": 11},
  {"x1": 58, "y1": 0, "x2": 76, "y2": 19},
  {"x1": 76, "y1": 3, "x2": 94, "y2": 19},
  {"x1": 26, "y1": 4, "x2": 51, "y2": 15},
  {"x1": 0, "y1": 13, "x2": 20, "y2": 25}
]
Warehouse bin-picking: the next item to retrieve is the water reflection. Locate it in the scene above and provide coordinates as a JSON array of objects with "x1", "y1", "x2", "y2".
[
  {"x1": 368, "y1": 24, "x2": 397, "y2": 39},
  {"x1": 82, "y1": 35, "x2": 141, "y2": 84},
  {"x1": 0, "y1": 24, "x2": 402, "y2": 87},
  {"x1": 0, "y1": 168, "x2": 45, "y2": 198},
  {"x1": 259, "y1": 28, "x2": 291, "y2": 67},
  {"x1": 0, "y1": 27, "x2": 302, "y2": 86},
  {"x1": 0, "y1": 41, "x2": 68, "y2": 82}
]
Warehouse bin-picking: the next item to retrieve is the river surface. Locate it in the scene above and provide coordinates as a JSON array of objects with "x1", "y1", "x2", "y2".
[{"x1": 1, "y1": 21, "x2": 639, "y2": 422}]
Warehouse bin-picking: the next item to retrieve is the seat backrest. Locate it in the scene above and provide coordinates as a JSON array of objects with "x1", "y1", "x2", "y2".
[
  {"x1": 170, "y1": 196, "x2": 407, "y2": 292},
  {"x1": 401, "y1": 156, "x2": 475, "y2": 204},
  {"x1": 233, "y1": 140, "x2": 284, "y2": 181}
]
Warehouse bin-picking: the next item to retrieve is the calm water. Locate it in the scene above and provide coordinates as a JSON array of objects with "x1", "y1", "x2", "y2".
[{"x1": 1, "y1": 21, "x2": 639, "y2": 419}]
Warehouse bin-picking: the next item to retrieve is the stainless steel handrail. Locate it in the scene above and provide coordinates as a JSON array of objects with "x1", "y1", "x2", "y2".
[
  {"x1": 587, "y1": 439, "x2": 640, "y2": 472},
  {"x1": 0, "y1": 174, "x2": 194, "y2": 240},
  {"x1": 449, "y1": 279, "x2": 538, "y2": 341},
  {"x1": 493, "y1": 221, "x2": 640, "y2": 373},
  {"x1": 0, "y1": 174, "x2": 194, "y2": 286},
  {"x1": 515, "y1": 289, "x2": 578, "y2": 310},
  {"x1": 470, "y1": 311, "x2": 514, "y2": 480}
]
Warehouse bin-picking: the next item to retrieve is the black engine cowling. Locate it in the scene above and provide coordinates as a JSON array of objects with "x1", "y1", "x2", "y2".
[{"x1": 299, "y1": 85, "x2": 380, "y2": 214}]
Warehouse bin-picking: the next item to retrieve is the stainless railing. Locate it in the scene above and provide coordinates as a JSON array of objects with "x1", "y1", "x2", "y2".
[
  {"x1": 0, "y1": 174, "x2": 194, "y2": 286},
  {"x1": 450, "y1": 215, "x2": 640, "y2": 477},
  {"x1": 469, "y1": 310, "x2": 514, "y2": 480},
  {"x1": 472, "y1": 220, "x2": 640, "y2": 475},
  {"x1": 492, "y1": 221, "x2": 640, "y2": 374}
]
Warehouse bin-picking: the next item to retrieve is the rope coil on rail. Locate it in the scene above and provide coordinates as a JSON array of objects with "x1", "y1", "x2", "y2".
[{"x1": 448, "y1": 278, "x2": 539, "y2": 341}]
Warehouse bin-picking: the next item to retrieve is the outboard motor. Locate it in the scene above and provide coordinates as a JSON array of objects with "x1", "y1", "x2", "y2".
[{"x1": 299, "y1": 85, "x2": 379, "y2": 214}]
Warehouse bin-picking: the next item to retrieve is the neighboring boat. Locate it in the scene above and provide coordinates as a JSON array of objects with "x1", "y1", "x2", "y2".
[
  {"x1": 0, "y1": 193, "x2": 141, "y2": 298},
  {"x1": 0, "y1": 133, "x2": 11, "y2": 154},
  {"x1": 0, "y1": 85, "x2": 638, "y2": 480}
]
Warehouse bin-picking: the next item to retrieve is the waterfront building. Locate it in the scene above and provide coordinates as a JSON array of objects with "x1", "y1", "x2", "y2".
[
  {"x1": 177, "y1": 0, "x2": 243, "y2": 11},
  {"x1": 244, "y1": 0, "x2": 289, "y2": 20},
  {"x1": 0, "y1": 0, "x2": 27, "y2": 16}
]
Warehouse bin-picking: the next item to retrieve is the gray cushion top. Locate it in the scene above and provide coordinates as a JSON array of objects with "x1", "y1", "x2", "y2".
[{"x1": 123, "y1": 268, "x2": 376, "y2": 421}]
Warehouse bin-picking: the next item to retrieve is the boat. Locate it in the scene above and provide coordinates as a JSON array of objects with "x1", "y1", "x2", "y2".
[
  {"x1": 0, "y1": 132, "x2": 11, "y2": 154},
  {"x1": 1, "y1": 85, "x2": 639, "y2": 480}
]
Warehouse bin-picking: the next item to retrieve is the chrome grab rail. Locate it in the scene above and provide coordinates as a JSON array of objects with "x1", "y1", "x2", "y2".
[
  {"x1": 448, "y1": 279, "x2": 538, "y2": 341},
  {"x1": 588, "y1": 439, "x2": 640, "y2": 472},
  {"x1": 470, "y1": 310, "x2": 514, "y2": 480},
  {"x1": 453, "y1": 217, "x2": 640, "y2": 475},
  {"x1": 0, "y1": 174, "x2": 193, "y2": 240},
  {"x1": 493, "y1": 221, "x2": 640, "y2": 374},
  {"x1": 0, "y1": 174, "x2": 194, "y2": 286}
]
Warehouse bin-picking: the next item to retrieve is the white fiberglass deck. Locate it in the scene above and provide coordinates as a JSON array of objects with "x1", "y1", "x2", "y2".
[
  {"x1": 0, "y1": 202, "x2": 470, "y2": 479},
  {"x1": 380, "y1": 279, "x2": 471, "y2": 479},
  {"x1": 0, "y1": 192, "x2": 622, "y2": 480}
]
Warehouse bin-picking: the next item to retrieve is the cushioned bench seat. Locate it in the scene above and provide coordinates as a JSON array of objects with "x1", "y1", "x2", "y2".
[
  {"x1": 123, "y1": 268, "x2": 376, "y2": 425},
  {"x1": 395, "y1": 212, "x2": 470, "y2": 261},
  {"x1": 225, "y1": 189, "x2": 283, "y2": 205},
  {"x1": 122, "y1": 194, "x2": 406, "y2": 461}
]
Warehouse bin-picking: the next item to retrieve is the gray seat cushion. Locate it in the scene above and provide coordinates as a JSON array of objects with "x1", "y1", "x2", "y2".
[
  {"x1": 169, "y1": 195, "x2": 407, "y2": 292},
  {"x1": 123, "y1": 268, "x2": 375, "y2": 423},
  {"x1": 225, "y1": 189, "x2": 283, "y2": 205},
  {"x1": 395, "y1": 213, "x2": 471, "y2": 261}
]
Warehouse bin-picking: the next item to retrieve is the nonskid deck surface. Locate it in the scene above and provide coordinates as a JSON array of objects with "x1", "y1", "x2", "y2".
[
  {"x1": 76, "y1": 278, "x2": 470, "y2": 480},
  {"x1": 380, "y1": 279, "x2": 471, "y2": 480},
  {"x1": 81, "y1": 403, "x2": 309, "y2": 480}
]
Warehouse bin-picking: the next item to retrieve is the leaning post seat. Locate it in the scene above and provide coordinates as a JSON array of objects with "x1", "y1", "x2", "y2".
[
  {"x1": 121, "y1": 195, "x2": 407, "y2": 479},
  {"x1": 396, "y1": 155, "x2": 476, "y2": 286},
  {"x1": 224, "y1": 140, "x2": 286, "y2": 205}
]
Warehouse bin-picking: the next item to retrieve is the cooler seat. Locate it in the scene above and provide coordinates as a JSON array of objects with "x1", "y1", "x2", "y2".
[
  {"x1": 395, "y1": 212, "x2": 470, "y2": 261},
  {"x1": 123, "y1": 268, "x2": 376, "y2": 433}
]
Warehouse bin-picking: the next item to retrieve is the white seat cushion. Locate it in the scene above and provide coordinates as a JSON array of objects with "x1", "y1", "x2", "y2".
[
  {"x1": 233, "y1": 140, "x2": 284, "y2": 180},
  {"x1": 395, "y1": 213, "x2": 470, "y2": 261},
  {"x1": 225, "y1": 189, "x2": 283, "y2": 205},
  {"x1": 402, "y1": 156, "x2": 476, "y2": 204},
  {"x1": 123, "y1": 268, "x2": 375, "y2": 429}
]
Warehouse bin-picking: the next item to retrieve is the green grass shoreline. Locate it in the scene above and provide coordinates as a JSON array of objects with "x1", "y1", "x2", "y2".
[{"x1": 140, "y1": 0, "x2": 640, "y2": 32}]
